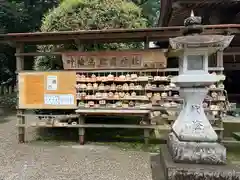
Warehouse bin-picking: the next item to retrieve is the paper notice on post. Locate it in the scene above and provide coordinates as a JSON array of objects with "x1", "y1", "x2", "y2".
[
  {"x1": 46, "y1": 75, "x2": 57, "y2": 90},
  {"x1": 44, "y1": 94, "x2": 74, "y2": 105}
]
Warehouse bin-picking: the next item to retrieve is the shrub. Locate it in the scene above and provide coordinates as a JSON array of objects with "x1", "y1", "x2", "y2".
[{"x1": 34, "y1": 0, "x2": 147, "y2": 70}]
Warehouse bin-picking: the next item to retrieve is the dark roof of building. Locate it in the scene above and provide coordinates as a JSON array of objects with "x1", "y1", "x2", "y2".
[{"x1": 158, "y1": 0, "x2": 240, "y2": 27}]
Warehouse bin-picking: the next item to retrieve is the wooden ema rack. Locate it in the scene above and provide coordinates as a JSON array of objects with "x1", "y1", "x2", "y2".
[{"x1": 16, "y1": 49, "x2": 227, "y2": 145}]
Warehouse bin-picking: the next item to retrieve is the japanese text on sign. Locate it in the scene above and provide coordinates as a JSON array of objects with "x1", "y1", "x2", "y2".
[
  {"x1": 62, "y1": 50, "x2": 167, "y2": 70},
  {"x1": 63, "y1": 55, "x2": 142, "y2": 69}
]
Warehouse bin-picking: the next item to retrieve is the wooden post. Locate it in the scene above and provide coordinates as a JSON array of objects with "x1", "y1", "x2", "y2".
[
  {"x1": 3, "y1": 85, "x2": 7, "y2": 95},
  {"x1": 16, "y1": 43, "x2": 25, "y2": 143},
  {"x1": 16, "y1": 43, "x2": 24, "y2": 71},
  {"x1": 217, "y1": 51, "x2": 223, "y2": 72},
  {"x1": 144, "y1": 37, "x2": 149, "y2": 50},
  {"x1": 8, "y1": 85, "x2": 12, "y2": 94},
  {"x1": 78, "y1": 116, "x2": 85, "y2": 145},
  {"x1": 0, "y1": 85, "x2": 3, "y2": 95},
  {"x1": 219, "y1": 112, "x2": 224, "y2": 142},
  {"x1": 76, "y1": 40, "x2": 85, "y2": 145},
  {"x1": 143, "y1": 37, "x2": 150, "y2": 144},
  {"x1": 217, "y1": 51, "x2": 224, "y2": 141},
  {"x1": 17, "y1": 109, "x2": 25, "y2": 143},
  {"x1": 143, "y1": 115, "x2": 150, "y2": 144}
]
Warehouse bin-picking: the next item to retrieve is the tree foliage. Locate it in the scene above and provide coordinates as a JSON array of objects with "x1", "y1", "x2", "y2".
[
  {"x1": 34, "y1": 0, "x2": 148, "y2": 70},
  {"x1": 0, "y1": 0, "x2": 59, "y2": 84},
  {"x1": 131, "y1": 0, "x2": 160, "y2": 26},
  {"x1": 0, "y1": 0, "x2": 59, "y2": 33},
  {"x1": 41, "y1": 0, "x2": 147, "y2": 31}
]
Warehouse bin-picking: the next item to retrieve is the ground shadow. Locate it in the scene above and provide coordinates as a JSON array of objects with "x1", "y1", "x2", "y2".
[{"x1": 0, "y1": 110, "x2": 16, "y2": 124}]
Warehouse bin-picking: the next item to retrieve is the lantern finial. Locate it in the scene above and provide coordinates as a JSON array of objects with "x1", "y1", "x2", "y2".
[{"x1": 190, "y1": 10, "x2": 194, "y2": 17}]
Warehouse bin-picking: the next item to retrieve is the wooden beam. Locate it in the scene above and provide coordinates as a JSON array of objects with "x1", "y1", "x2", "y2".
[
  {"x1": 2, "y1": 25, "x2": 240, "y2": 45},
  {"x1": 14, "y1": 46, "x2": 240, "y2": 57},
  {"x1": 16, "y1": 123, "x2": 224, "y2": 131},
  {"x1": 224, "y1": 47, "x2": 240, "y2": 55},
  {"x1": 225, "y1": 47, "x2": 240, "y2": 52},
  {"x1": 17, "y1": 123, "x2": 170, "y2": 129},
  {"x1": 15, "y1": 52, "x2": 62, "y2": 57},
  {"x1": 224, "y1": 52, "x2": 240, "y2": 56},
  {"x1": 15, "y1": 67, "x2": 224, "y2": 74}
]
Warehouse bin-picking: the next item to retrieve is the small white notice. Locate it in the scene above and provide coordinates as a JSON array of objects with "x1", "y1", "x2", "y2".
[
  {"x1": 47, "y1": 75, "x2": 57, "y2": 90},
  {"x1": 44, "y1": 94, "x2": 74, "y2": 105}
]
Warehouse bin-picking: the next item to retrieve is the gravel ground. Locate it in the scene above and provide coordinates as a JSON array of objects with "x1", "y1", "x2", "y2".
[{"x1": 0, "y1": 113, "x2": 152, "y2": 180}]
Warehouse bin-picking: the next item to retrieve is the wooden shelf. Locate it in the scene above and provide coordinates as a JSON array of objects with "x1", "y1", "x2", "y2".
[
  {"x1": 73, "y1": 67, "x2": 224, "y2": 73},
  {"x1": 208, "y1": 88, "x2": 225, "y2": 91},
  {"x1": 76, "y1": 88, "x2": 180, "y2": 91},
  {"x1": 76, "y1": 97, "x2": 150, "y2": 101},
  {"x1": 76, "y1": 79, "x2": 170, "y2": 83},
  {"x1": 17, "y1": 123, "x2": 170, "y2": 129},
  {"x1": 76, "y1": 88, "x2": 224, "y2": 92},
  {"x1": 75, "y1": 107, "x2": 221, "y2": 112},
  {"x1": 75, "y1": 108, "x2": 150, "y2": 114},
  {"x1": 16, "y1": 123, "x2": 223, "y2": 131},
  {"x1": 223, "y1": 119, "x2": 240, "y2": 123},
  {"x1": 164, "y1": 115, "x2": 219, "y2": 122}
]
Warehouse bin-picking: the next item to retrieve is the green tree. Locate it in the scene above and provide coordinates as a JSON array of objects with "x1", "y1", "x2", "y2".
[
  {"x1": 131, "y1": 0, "x2": 160, "y2": 26},
  {"x1": 0, "y1": 0, "x2": 59, "y2": 33},
  {"x1": 0, "y1": 0, "x2": 60, "y2": 84},
  {"x1": 34, "y1": 0, "x2": 147, "y2": 70}
]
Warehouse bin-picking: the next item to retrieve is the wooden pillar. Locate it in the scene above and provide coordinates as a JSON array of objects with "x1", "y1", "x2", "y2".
[
  {"x1": 143, "y1": 115, "x2": 150, "y2": 145},
  {"x1": 144, "y1": 38, "x2": 150, "y2": 144},
  {"x1": 144, "y1": 37, "x2": 149, "y2": 49},
  {"x1": 16, "y1": 43, "x2": 26, "y2": 143},
  {"x1": 76, "y1": 40, "x2": 85, "y2": 145},
  {"x1": 217, "y1": 51, "x2": 223, "y2": 72},
  {"x1": 78, "y1": 116, "x2": 85, "y2": 145},
  {"x1": 16, "y1": 43, "x2": 24, "y2": 71},
  {"x1": 17, "y1": 110, "x2": 25, "y2": 143},
  {"x1": 217, "y1": 51, "x2": 224, "y2": 141}
]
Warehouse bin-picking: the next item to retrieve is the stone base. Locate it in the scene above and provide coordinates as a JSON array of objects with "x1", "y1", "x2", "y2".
[
  {"x1": 167, "y1": 132, "x2": 226, "y2": 165},
  {"x1": 152, "y1": 145, "x2": 240, "y2": 180}
]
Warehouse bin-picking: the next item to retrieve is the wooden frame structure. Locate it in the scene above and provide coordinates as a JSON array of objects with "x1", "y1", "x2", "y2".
[{"x1": 1, "y1": 24, "x2": 240, "y2": 145}]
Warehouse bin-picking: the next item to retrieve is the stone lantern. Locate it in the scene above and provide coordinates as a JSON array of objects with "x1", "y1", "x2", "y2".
[{"x1": 158, "y1": 11, "x2": 240, "y2": 180}]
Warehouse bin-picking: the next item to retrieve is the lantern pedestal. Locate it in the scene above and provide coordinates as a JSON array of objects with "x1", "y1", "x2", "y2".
[
  {"x1": 167, "y1": 85, "x2": 226, "y2": 165},
  {"x1": 167, "y1": 132, "x2": 226, "y2": 165},
  {"x1": 171, "y1": 87, "x2": 218, "y2": 142},
  {"x1": 151, "y1": 146, "x2": 240, "y2": 180}
]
